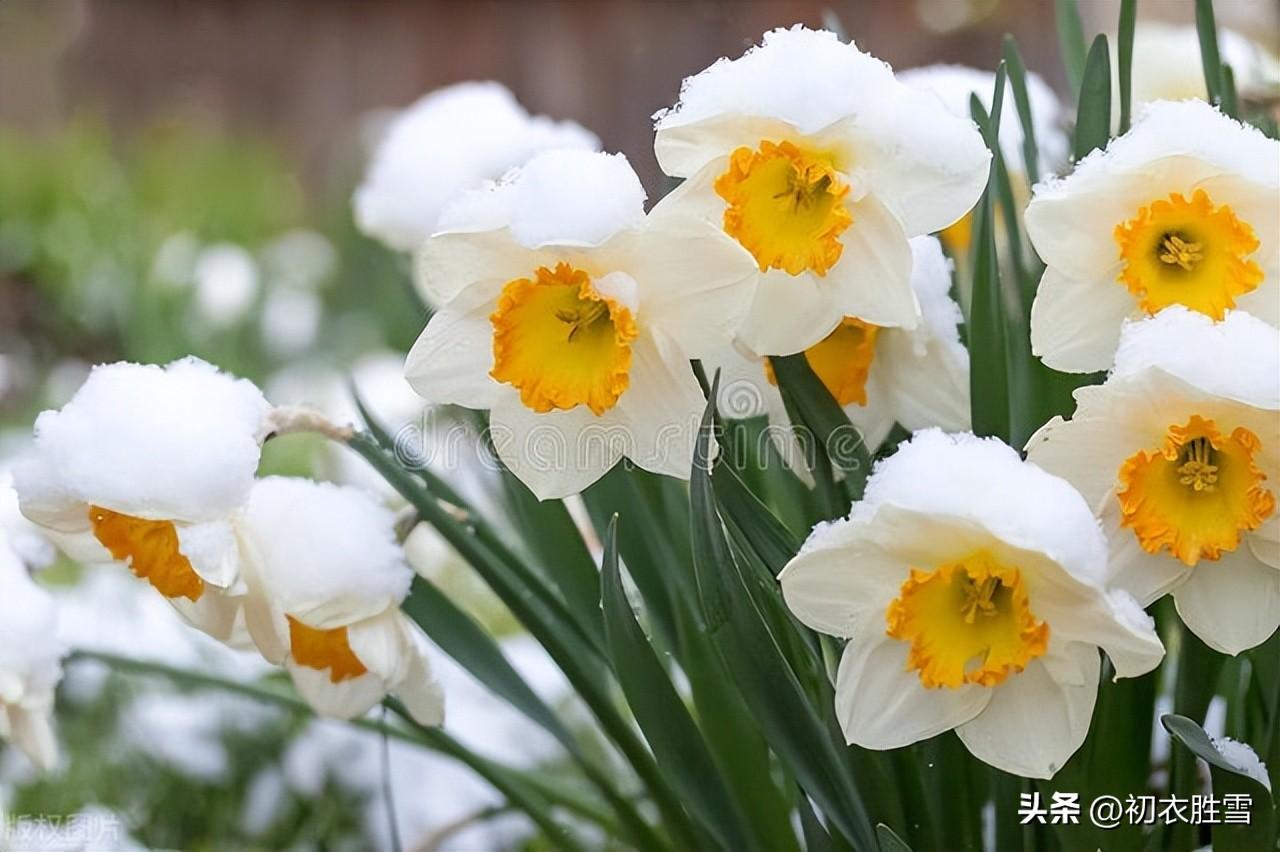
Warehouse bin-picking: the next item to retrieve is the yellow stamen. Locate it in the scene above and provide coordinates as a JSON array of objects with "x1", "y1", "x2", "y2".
[
  {"x1": 714, "y1": 140, "x2": 852, "y2": 277},
  {"x1": 287, "y1": 616, "x2": 368, "y2": 683},
  {"x1": 885, "y1": 552, "x2": 1049, "y2": 689},
  {"x1": 490, "y1": 262, "x2": 638, "y2": 415},
  {"x1": 89, "y1": 506, "x2": 204, "y2": 601},
  {"x1": 1114, "y1": 189, "x2": 1262, "y2": 319},
  {"x1": 1117, "y1": 415, "x2": 1275, "y2": 565}
]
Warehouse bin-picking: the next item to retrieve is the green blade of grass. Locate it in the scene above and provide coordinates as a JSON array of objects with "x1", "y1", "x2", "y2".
[
  {"x1": 1195, "y1": 0, "x2": 1224, "y2": 105},
  {"x1": 1118, "y1": 0, "x2": 1137, "y2": 133},
  {"x1": 1056, "y1": 0, "x2": 1088, "y2": 97}
]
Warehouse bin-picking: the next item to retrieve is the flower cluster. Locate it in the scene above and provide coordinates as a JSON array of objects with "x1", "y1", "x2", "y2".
[
  {"x1": 12, "y1": 358, "x2": 444, "y2": 754},
  {"x1": 7, "y1": 20, "x2": 1277, "y2": 795}
]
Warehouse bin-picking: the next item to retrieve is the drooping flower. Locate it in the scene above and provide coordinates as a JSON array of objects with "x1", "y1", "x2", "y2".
[
  {"x1": 779, "y1": 430, "x2": 1164, "y2": 778},
  {"x1": 899, "y1": 63, "x2": 1068, "y2": 257},
  {"x1": 404, "y1": 148, "x2": 757, "y2": 499},
  {"x1": 13, "y1": 358, "x2": 272, "y2": 639},
  {"x1": 0, "y1": 543, "x2": 65, "y2": 770},
  {"x1": 1120, "y1": 23, "x2": 1280, "y2": 116},
  {"x1": 1026, "y1": 308, "x2": 1279, "y2": 655},
  {"x1": 712, "y1": 236, "x2": 969, "y2": 465},
  {"x1": 354, "y1": 81, "x2": 599, "y2": 253},
  {"x1": 651, "y1": 26, "x2": 990, "y2": 356},
  {"x1": 236, "y1": 476, "x2": 443, "y2": 725},
  {"x1": 1026, "y1": 100, "x2": 1278, "y2": 373}
]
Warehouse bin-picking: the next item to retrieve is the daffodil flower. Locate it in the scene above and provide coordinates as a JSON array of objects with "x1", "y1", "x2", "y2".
[
  {"x1": 1027, "y1": 308, "x2": 1279, "y2": 654},
  {"x1": 237, "y1": 477, "x2": 443, "y2": 725},
  {"x1": 712, "y1": 237, "x2": 969, "y2": 466},
  {"x1": 1026, "y1": 100, "x2": 1278, "y2": 373},
  {"x1": 651, "y1": 26, "x2": 990, "y2": 356},
  {"x1": 14, "y1": 358, "x2": 272, "y2": 639},
  {"x1": 404, "y1": 148, "x2": 757, "y2": 499},
  {"x1": 1119, "y1": 23, "x2": 1280, "y2": 116},
  {"x1": 354, "y1": 81, "x2": 598, "y2": 253},
  {"x1": 899, "y1": 64, "x2": 1068, "y2": 258},
  {"x1": 0, "y1": 543, "x2": 64, "y2": 770},
  {"x1": 780, "y1": 430, "x2": 1164, "y2": 778}
]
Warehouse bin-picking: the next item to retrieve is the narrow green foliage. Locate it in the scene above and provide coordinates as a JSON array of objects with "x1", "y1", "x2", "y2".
[
  {"x1": 601, "y1": 518, "x2": 756, "y2": 851},
  {"x1": 1074, "y1": 35, "x2": 1113, "y2": 162},
  {"x1": 968, "y1": 92, "x2": 1011, "y2": 443},
  {"x1": 1118, "y1": 0, "x2": 1137, "y2": 133},
  {"x1": 1195, "y1": 0, "x2": 1224, "y2": 105},
  {"x1": 1055, "y1": 0, "x2": 1088, "y2": 96},
  {"x1": 1001, "y1": 37, "x2": 1042, "y2": 186}
]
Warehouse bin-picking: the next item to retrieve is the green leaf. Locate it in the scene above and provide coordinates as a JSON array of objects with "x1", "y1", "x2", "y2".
[
  {"x1": 401, "y1": 577, "x2": 572, "y2": 747},
  {"x1": 1055, "y1": 0, "x2": 1088, "y2": 97},
  {"x1": 1195, "y1": 0, "x2": 1224, "y2": 106},
  {"x1": 601, "y1": 517, "x2": 756, "y2": 851},
  {"x1": 1073, "y1": 35, "x2": 1113, "y2": 162},
  {"x1": 1163, "y1": 714, "x2": 1277, "y2": 851},
  {"x1": 876, "y1": 824, "x2": 915, "y2": 852},
  {"x1": 1001, "y1": 37, "x2": 1042, "y2": 186},
  {"x1": 712, "y1": 463, "x2": 801, "y2": 574},
  {"x1": 770, "y1": 353, "x2": 871, "y2": 499},
  {"x1": 498, "y1": 470, "x2": 603, "y2": 650},
  {"x1": 1117, "y1": 0, "x2": 1137, "y2": 133},
  {"x1": 689, "y1": 376, "x2": 876, "y2": 851},
  {"x1": 1220, "y1": 62, "x2": 1240, "y2": 119},
  {"x1": 968, "y1": 95, "x2": 1010, "y2": 443}
]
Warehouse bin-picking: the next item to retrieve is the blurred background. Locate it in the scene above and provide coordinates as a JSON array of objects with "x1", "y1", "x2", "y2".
[{"x1": 0, "y1": 1, "x2": 1276, "y2": 849}]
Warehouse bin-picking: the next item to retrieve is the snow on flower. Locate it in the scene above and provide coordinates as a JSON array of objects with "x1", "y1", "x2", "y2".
[
  {"x1": 1026, "y1": 307, "x2": 1279, "y2": 655},
  {"x1": 236, "y1": 476, "x2": 443, "y2": 725},
  {"x1": 651, "y1": 26, "x2": 990, "y2": 356},
  {"x1": 404, "y1": 148, "x2": 757, "y2": 499},
  {"x1": 0, "y1": 545, "x2": 65, "y2": 770},
  {"x1": 779, "y1": 430, "x2": 1164, "y2": 778},
  {"x1": 711, "y1": 236, "x2": 969, "y2": 463},
  {"x1": 1025, "y1": 99, "x2": 1279, "y2": 373},
  {"x1": 354, "y1": 81, "x2": 599, "y2": 253},
  {"x1": 12, "y1": 358, "x2": 273, "y2": 639}
]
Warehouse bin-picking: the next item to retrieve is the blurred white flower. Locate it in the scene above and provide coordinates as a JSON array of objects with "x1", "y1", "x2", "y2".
[
  {"x1": 149, "y1": 230, "x2": 200, "y2": 292},
  {"x1": 0, "y1": 547, "x2": 64, "y2": 770},
  {"x1": 259, "y1": 229, "x2": 337, "y2": 291},
  {"x1": 711, "y1": 236, "x2": 969, "y2": 463},
  {"x1": 405, "y1": 149, "x2": 756, "y2": 499},
  {"x1": 260, "y1": 288, "x2": 323, "y2": 357},
  {"x1": 1026, "y1": 99, "x2": 1278, "y2": 373},
  {"x1": 1, "y1": 469, "x2": 55, "y2": 571},
  {"x1": 1026, "y1": 308, "x2": 1279, "y2": 655},
  {"x1": 192, "y1": 243, "x2": 261, "y2": 328},
  {"x1": 354, "y1": 81, "x2": 599, "y2": 253},
  {"x1": 14, "y1": 358, "x2": 272, "y2": 639},
  {"x1": 652, "y1": 26, "x2": 990, "y2": 356},
  {"x1": 779, "y1": 430, "x2": 1164, "y2": 778},
  {"x1": 1121, "y1": 22, "x2": 1280, "y2": 112},
  {"x1": 236, "y1": 477, "x2": 443, "y2": 726}
]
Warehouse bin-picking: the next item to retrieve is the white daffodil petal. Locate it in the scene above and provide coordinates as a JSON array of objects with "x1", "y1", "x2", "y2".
[
  {"x1": 957, "y1": 643, "x2": 1100, "y2": 779},
  {"x1": 878, "y1": 331, "x2": 969, "y2": 434},
  {"x1": 286, "y1": 662, "x2": 387, "y2": 721},
  {"x1": 415, "y1": 229, "x2": 559, "y2": 307},
  {"x1": 778, "y1": 517, "x2": 909, "y2": 638},
  {"x1": 347, "y1": 611, "x2": 413, "y2": 684},
  {"x1": 7, "y1": 704, "x2": 58, "y2": 771},
  {"x1": 1102, "y1": 502, "x2": 1194, "y2": 607},
  {"x1": 611, "y1": 332, "x2": 705, "y2": 481},
  {"x1": 607, "y1": 213, "x2": 757, "y2": 357},
  {"x1": 404, "y1": 287, "x2": 506, "y2": 410},
  {"x1": 169, "y1": 591, "x2": 241, "y2": 644},
  {"x1": 821, "y1": 194, "x2": 919, "y2": 330},
  {"x1": 835, "y1": 632, "x2": 990, "y2": 750},
  {"x1": 395, "y1": 617, "x2": 446, "y2": 727},
  {"x1": 175, "y1": 520, "x2": 240, "y2": 590},
  {"x1": 1029, "y1": 265, "x2": 1134, "y2": 374},
  {"x1": 490, "y1": 401, "x2": 625, "y2": 501},
  {"x1": 654, "y1": 114, "x2": 805, "y2": 179},
  {"x1": 1173, "y1": 546, "x2": 1280, "y2": 655},
  {"x1": 1250, "y1": 516, "x2": 1280, "y2": 569},
  {"x1": 737, "y1": 271, "x2": 846, "y2": 357}
]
